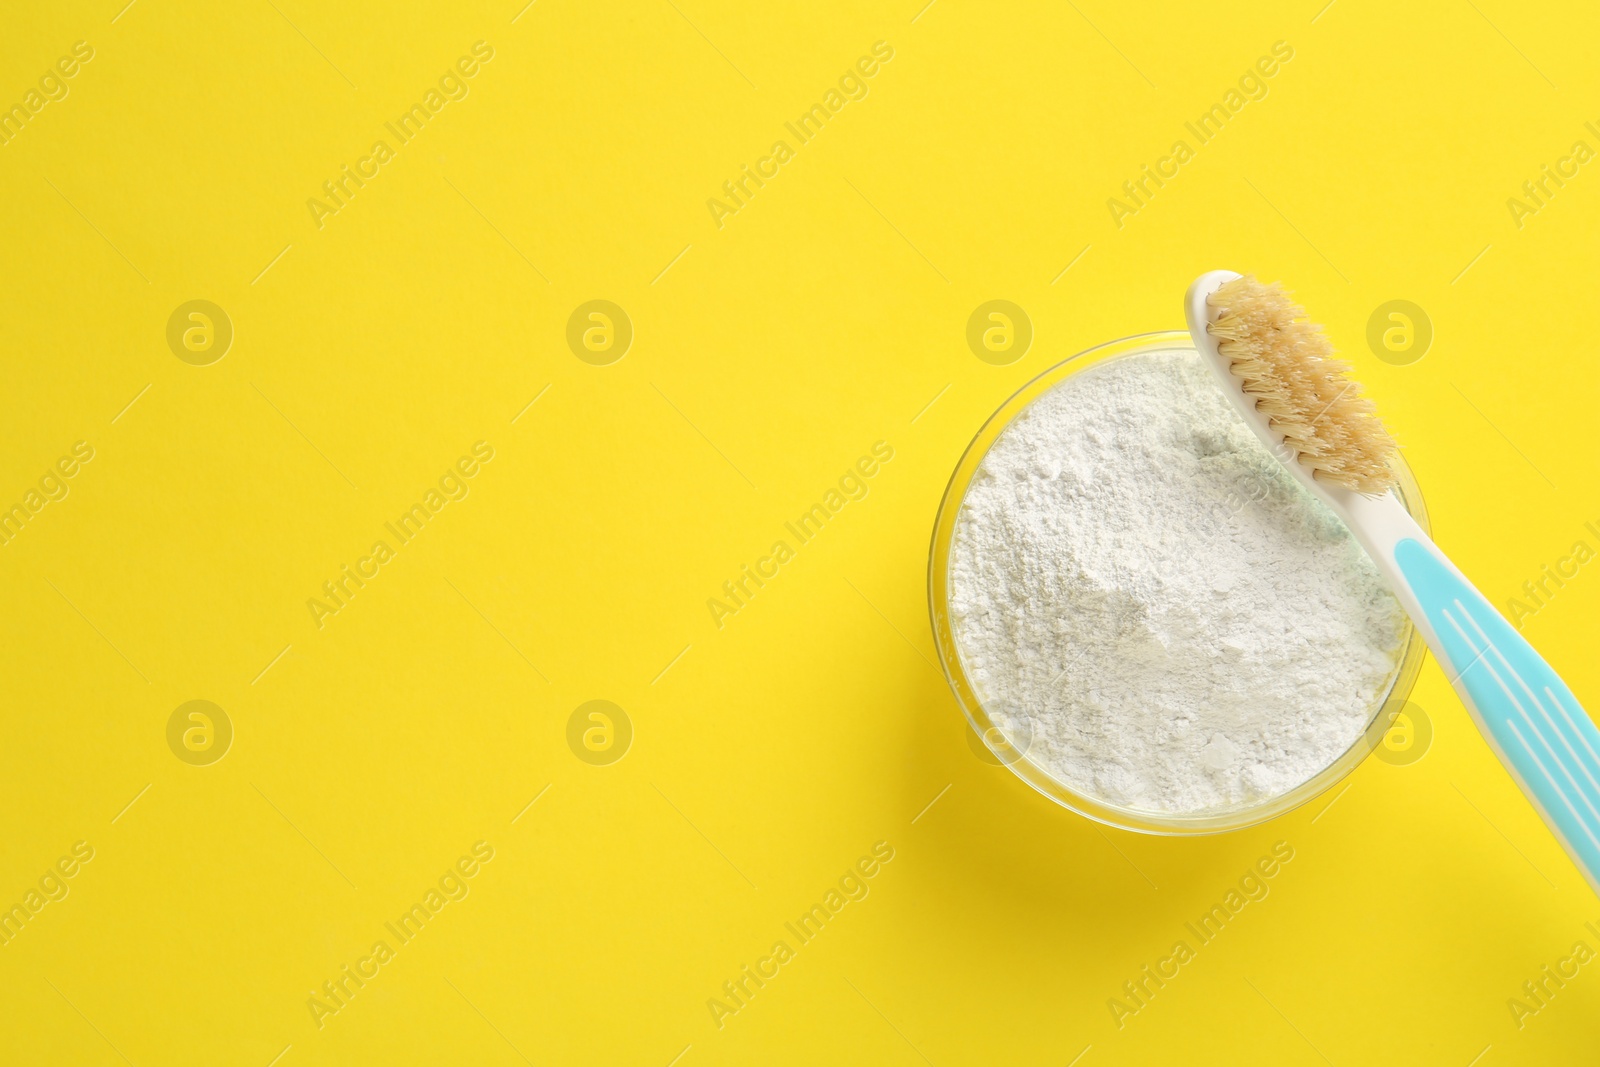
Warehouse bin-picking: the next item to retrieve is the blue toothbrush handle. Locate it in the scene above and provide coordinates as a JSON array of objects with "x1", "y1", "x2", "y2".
[{"x1": 1392, "y1": 536, "x2": 1600, "y2": 894}]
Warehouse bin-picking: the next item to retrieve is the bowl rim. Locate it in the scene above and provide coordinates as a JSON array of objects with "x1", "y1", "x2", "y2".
[{"x1": 926, "y1": 330, "x2": 1431, "y2": 835}]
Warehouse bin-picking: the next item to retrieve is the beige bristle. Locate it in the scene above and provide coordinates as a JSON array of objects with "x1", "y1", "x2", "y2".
[{"x1": 1206, "y1": 275, "x2": 1397, "y2": 495}]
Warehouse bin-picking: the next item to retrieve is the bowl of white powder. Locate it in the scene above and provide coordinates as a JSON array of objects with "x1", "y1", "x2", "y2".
[{"x1": 931, "y1": 332, "x2": 1428, "y2": 833}]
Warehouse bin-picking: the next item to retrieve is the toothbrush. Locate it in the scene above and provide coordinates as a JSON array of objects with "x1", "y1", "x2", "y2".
[{"x1": 1185, "y1": 269, "x2": 1600, "y2": 895}]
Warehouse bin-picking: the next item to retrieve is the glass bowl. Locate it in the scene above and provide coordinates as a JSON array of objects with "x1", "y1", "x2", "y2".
[{"x1": 927, "y1": 331, "x2": 1430, "y2": 835}]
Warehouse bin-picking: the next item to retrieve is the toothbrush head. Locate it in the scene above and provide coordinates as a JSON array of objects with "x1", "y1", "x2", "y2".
[{"x1": 1202, "y1": 274, "x2": 1397, "y2": 495}]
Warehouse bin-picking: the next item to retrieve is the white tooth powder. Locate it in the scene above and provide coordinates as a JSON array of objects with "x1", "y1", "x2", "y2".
[{"x1": 948, "y1": 350, "x2": 1407, "y2": 815}]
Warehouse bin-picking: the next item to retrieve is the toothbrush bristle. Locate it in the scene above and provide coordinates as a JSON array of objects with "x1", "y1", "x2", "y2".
[{"x1": 1206, "y1": 275, "x2": 1397, "y2": 494}]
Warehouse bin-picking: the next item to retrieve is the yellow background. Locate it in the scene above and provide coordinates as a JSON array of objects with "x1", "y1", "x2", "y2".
[{"x1": 2, "y1": 0, "x2": 1598, "y2": 1063}]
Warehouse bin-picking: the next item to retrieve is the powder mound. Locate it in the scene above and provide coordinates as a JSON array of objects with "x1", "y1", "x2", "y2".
[{"x1": 948, "y1": 350, "x2": 1407, "y2": 816}]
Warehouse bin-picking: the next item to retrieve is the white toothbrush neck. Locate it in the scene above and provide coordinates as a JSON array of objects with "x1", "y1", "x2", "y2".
[{"x1": 1320, "y1": 484, "x2": 1441, "y2": 643}]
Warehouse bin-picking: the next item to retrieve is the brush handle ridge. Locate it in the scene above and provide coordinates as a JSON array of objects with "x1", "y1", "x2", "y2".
[{"x1": 1387, "y1": 529, "x2": 1600, "y2": 895}]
